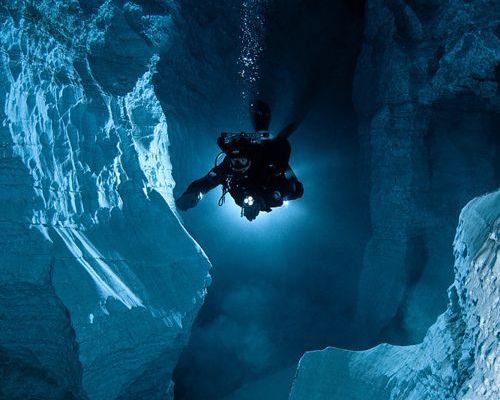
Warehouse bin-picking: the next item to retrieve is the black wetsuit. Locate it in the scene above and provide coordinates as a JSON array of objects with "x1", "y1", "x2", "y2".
[{"x1": 176, "y1": 134, "x2": 303, "y2": 219}]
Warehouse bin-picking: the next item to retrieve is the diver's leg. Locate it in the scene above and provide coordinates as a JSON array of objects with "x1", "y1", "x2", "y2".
[
  {"x1": 280, "y1": 168, "x2": 304, "y2": 200},
  {"x1": 250, "y1": 100, "x2": 271, "y2": 132},
  {"x1": 284, "y1": 178, "x2": 304, "y2": 200},
  {"x1": 272, "y1": 138, "x2": 291, "y2": 166}
]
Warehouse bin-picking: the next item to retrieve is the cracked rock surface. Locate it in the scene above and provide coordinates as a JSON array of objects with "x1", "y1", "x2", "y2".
[
  {"x1": 354, "y1": 0, "x2": 499, "y2": 343},
  {"x1": 290, "y1": 189, "x2": 500, "y2": 400},
  {"x1": 0, "y1": 2, "x2": 210, "y2": 399}
]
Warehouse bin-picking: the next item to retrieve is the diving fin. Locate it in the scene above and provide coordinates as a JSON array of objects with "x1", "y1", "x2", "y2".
[
  {"x1": 277, "y1": 120, "x2": 301, "y2": 139},
  {"x1": 250, "y1": 100, "x2": 271, "y2": 132}
]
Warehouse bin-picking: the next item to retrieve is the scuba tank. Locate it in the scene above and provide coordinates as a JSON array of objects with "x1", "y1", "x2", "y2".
[{"x1": 218, "y1": 131, "x2": 270, "y2": 147}]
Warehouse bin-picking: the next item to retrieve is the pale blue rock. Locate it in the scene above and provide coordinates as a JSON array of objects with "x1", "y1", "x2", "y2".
[
  {"x1": 354, "y1": 0, "x2": 500, "y2": 343},
  {"x1": 0, "y1": 1, "x2": 210, "y2": 399},
  {"x1": 289, "y1": 189, "x2": 500, "y2": 400}
]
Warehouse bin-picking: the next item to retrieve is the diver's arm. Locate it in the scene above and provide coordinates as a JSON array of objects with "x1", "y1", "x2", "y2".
[
  {"x1": 175, "y1": 166, "x2": 225, "y2": 211},
  {"x1": 187, "y1": 174, "x2": 218, "y2": 194},
  {"x1": 264, "y1": 137, "x2": 291, "y2": 171}
]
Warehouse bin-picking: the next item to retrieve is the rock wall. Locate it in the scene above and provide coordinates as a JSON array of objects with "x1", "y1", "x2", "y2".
[
  {"x1": 354, "y1": 0, "x2": 500, "y2": 343},
  {"x1": 0, "y1": 1, "x2": 210, "y2": 399},
  {"x1": 290, "y1": 189, "x2": 500, "y2": 400},
  {"x1": 154, "y1": 0, "x2": 244, "y2": 192}
]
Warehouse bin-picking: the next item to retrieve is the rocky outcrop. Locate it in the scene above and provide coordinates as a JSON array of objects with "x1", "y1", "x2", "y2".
[
  {"x1": 0, "y1": 1, "x2": 210, "y2": 399},
  {"x1": 354, "y1": 0, "x2": 500, "y2": 342},
  {"x1": 290, "y1": 189, "x2": 500, "y2": 400}
]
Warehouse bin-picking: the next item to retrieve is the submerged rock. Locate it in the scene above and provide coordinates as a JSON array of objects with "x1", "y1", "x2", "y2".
[
  {"x1": 290, "y1": 189, "x2": 499, "y2": 400},
  {"x1": 354, "y1": 0, "x2": 500, "y2": 343},
  {"x1": 0, "y1": 1, "x2": 210, "y2": 399}
]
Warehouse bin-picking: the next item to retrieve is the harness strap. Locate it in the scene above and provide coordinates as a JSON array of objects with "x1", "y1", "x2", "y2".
[{"x1": 218, "y1": 179, "x2": 231, "y2": 206}]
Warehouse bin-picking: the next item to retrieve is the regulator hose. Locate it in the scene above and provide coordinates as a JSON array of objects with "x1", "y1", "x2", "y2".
[
  {"x1": 214, "y1": 151, "x2": 225, "y2": 168},
  {"x1": 218, "y1": 180, "x2": 231, "y2": 207}
]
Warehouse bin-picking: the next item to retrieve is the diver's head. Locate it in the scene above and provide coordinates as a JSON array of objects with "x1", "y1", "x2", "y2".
[{"x1": 230, "y1": 156, "x2": 251, "y2": 173}]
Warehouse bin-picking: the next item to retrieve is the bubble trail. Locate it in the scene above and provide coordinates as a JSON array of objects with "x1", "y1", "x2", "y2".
[{"x1": 238, "y1": 0, "x2": 269, "y2": 101}]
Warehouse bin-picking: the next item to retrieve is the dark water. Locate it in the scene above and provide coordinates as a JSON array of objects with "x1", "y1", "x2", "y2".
[{"x1": 169, "y1": 1, "x2": 368, "y2": 399}]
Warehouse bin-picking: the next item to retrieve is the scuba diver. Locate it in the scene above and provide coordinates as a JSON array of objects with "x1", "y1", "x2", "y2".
[{"x1": 175, "y1": 100, "x2": 303, "y2": 221}]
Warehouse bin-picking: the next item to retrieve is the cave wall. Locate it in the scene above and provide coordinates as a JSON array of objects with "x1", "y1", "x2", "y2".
[
  {"x1": 0, "y1": 1, "x2": 210, "y2": 399},
  {"x1": 354, "y1": 0, "x2": 500, "y2": 343},
  {"x1": 154, "y1": 0, "x2": 244, "y2": 192},
  {"x1": 290, "y1": 189, "x2": 500, "y2": 400}
]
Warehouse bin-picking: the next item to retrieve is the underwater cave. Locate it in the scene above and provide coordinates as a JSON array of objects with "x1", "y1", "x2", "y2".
[{"x1": 0, "y1": 1, "x2": 498, "y2": 399}]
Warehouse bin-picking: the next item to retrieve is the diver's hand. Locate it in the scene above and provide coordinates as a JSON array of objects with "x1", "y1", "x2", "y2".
[
  {"x1": 243, "y1": 206, "x2": 260, "y2": 221},
  {"x1": 176, "y1": 191, "x2": 201, "y2": 211},
  {"x1": 242, "y1": 196, "x2": 265, "y2": 221}
]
